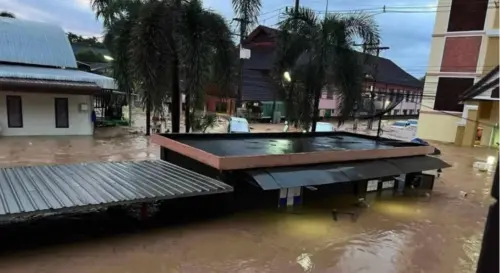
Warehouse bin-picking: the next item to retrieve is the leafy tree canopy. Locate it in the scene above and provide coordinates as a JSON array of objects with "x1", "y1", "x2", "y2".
[
  {"x1": 75, "y1": 49, "x2": 106, "y2": 63},
  {"x1": 67, "y1": 32, "x2": 105, "y2": 48},
  {"x1": 0, "y1": 11, "x2": 15, "y2": 18}
]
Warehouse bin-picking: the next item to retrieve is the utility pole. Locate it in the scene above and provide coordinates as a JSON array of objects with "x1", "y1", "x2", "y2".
[
  {"x1": 365, "y1": 41, "x2": 389, "y2": 131},
  {"x1": 234, "y1": 17, "x2": 251, "y2": 113}
]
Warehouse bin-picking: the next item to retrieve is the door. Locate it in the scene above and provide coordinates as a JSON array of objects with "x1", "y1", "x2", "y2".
[{"x1": 54, "y1": 98, "x2": 69, "y2": 128}]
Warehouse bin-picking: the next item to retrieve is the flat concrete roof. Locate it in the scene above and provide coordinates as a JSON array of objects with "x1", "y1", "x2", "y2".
[{"x1": 152, "y1": 131, "x2": 435, "y2": 170}]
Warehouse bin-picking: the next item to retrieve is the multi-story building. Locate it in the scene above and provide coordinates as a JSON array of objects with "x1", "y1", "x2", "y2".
[
  {"x1": 242, "y1": 25, "x2": 423, "y2": 120},
  {"x1": 417, "y1": 0, "x2": 499, "y2": 146}
]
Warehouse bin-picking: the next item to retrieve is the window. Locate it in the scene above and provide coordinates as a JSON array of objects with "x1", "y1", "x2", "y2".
[
  {"x1": 389, "y1": 89, "x2": 395, "y2": 100},
  {"x1": 55, "y1": 98, "x2": 69, "y2": 128},
  {"x1": 434, "y1": 77, "x2": 474, "y2": 112},
  {"x1": 394, "y1": 109, "x2": 400, "y2": 115},
  {"x1": 403, "y1": 109, "x2": 408, "y2": 115},
  {"x1": 405, "y1": 91, "x2": 410, "y2": 102},
  {"x1": 6, "y1": 95, "x2": 23, "y2": 128},
  {"x1": 215, "y1": 101, "x2": 228, "y2": 113},
  {"x1": 447, "y1": 0, "x2": 488, "y2": 32}
]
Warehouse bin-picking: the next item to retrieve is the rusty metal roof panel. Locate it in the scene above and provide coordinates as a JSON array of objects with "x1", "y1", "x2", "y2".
[
  {"x1": 0, "y1": 17, "x2": 77, "y2": 68},
  {"x1": 0, "y1": 160, "x2": 233, "y2": 216}
]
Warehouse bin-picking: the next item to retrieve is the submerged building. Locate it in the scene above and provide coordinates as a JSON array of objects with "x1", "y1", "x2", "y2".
[{"x1": 0, "y1": 17, "x2": 116, "y2": 136}]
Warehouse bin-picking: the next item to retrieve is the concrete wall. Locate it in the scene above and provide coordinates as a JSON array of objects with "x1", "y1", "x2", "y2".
[{"x1": 0, "y1": 92, "x2": 93, "y2": 136}]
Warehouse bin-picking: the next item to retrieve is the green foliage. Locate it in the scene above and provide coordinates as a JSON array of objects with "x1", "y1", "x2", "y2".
[
  {"x1": 190, "y1": 112, "x2": 218, "y2": 133},
  {"x1": 67, "y1": 32, "x2": 104, "y2": 48},
  {"x1": 91, "y1": 0, "x2": 236, "y2": 133},
  {"x1": 0, "y1": 11, "x2": 15, "y2": 18},
  {"x1": 273, "y1": 8, "x2": 380, "y2": 129},
  {"x1": 232, "y1": 0, "x2": 261, "y2": 37},
  {"x1": 75, "y1": 49, "x2": 106, "y2": 63}
]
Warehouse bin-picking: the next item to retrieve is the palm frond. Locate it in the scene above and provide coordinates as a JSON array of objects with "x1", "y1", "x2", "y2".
[
  {"x1": 130, "y1": 0, "x2": 173, "y2": 112},
  {"x1": 201, "y1": 11, "x2": 236, "y2": 99},
  {"x1": 232, "y1": 0, "x2": 261, "y2": 36}
]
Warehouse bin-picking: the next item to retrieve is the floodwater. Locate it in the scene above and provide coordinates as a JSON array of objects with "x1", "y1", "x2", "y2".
[{"x1": 0, "y1": 125, "x2": 497, "y2": 273}]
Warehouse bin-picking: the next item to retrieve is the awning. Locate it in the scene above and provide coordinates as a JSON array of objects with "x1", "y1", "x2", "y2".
[
  {"x1": 0, "y1": 160, "x2": 233, "y2": 217},
  {"x1": 246, "y1": 156, "x2": 450, "y2": 190},
  {"x1": 385, "y1": 156, "x2": 451, "y2": 173},
  {"x1": 0, "y1": 64, "x2": 117, "y2": 90}
]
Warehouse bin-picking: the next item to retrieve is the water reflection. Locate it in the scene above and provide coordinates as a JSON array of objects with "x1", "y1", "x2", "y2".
[{"x1": 0, "y1": 133, "x2": 496, "y2": 272}]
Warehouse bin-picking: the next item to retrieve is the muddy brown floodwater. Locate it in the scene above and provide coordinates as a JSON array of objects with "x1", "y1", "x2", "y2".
[{"x1": 0, "y1": 130, "x2": 497, "y2": 273}]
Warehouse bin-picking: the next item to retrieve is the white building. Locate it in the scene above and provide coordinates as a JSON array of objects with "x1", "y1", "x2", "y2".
[{"x1": 0, "y1": 17, "x2": 116, "y2": 136}]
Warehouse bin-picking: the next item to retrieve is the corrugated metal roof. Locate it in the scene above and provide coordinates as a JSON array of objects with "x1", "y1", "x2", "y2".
[
  {"x1": 0, "y1": 77, "x2": 100, "y2": 89},
  {"x1": 0, "y1": 17, "x2": 78, "y2": 68},
  {"x1": 0, "y1": 64, "x2": 117, "y2": 90},
  {"x1": 0, "y1": 160, "x2": 233, "y2": 216}
]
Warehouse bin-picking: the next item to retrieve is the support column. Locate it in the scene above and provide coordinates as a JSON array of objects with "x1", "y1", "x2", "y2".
[{"x1": 462, "y1": 108, "x2": 479, "y2": 147}]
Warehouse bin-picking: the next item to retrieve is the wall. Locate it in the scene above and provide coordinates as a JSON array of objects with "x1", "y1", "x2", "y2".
[
  {"x1": 0, "y1": 91, "x2": 93, "y2": 136},
  {"x1": 205, "y1": 95, "x2": 233, "y2": 115},
  {"x1": 319, "y1": 82, "x2": 423, "y2": 117},
  {"x1": 417, "y1": 112, "x2": 461, "y2": 142},
  {"x1": 478, "y1": 101, "x2": 499, "y2": 146}
]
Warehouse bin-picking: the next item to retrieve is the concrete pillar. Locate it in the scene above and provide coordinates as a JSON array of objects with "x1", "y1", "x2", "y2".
[
  {"x1": 481, "y1": 125, "x2": 493, "y2": 146},
  {"x1": 462, "y1": 108, "x2": 479, "y2": 147}
]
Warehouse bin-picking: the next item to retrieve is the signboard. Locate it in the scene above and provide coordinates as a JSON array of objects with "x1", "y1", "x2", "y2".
[
  {"x1": 382, "y1": 180, "x2": 395, "y2": 189},
  {"x1": 367, "y1": 179, "x2": 379, "y2": 192}
]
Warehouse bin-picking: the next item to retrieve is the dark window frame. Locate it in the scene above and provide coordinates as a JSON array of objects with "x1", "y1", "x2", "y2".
[
  {"x1": 447, "y1": 0, "x2": 488, "y2": 32},
  {"x1": 434, "y1": 77, "x2": 474, "y2": 112},
  {"x1": 6, "y1": 95, "x2": 23, "y2": 128},
  {"x1": 54, "y1": 97, "x2": 69, "y2": 128}
]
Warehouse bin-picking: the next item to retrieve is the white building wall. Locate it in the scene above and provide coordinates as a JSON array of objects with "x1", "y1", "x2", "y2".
[{"x1": 0, "y1": 92, "x2": 93, "y2": 136}]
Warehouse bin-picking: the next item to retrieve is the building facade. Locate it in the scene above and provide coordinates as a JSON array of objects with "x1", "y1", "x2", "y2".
[
  {"x1": 417, "y1": 0, "x2": 499, "y2": 145},
  {"x1": 0, "y1": 17, "x2": 116, "y2": 136},
  {"x1": 242, "y1": 25, "x2": 423, "y2": 120}
]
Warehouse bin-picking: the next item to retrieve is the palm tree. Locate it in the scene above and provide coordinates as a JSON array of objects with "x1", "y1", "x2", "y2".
[
  {"x1": 274, "y1": 8, "x2": 379, "y2": 131},
  {"x1": 91, "y1": 0, "x2": 234, "y2": 134},
  {"x1": 232, "y1": 0, "x2": 261, "y2": 108},
  {"x1": 0, "y1": 11, "x2": 15, "y2": 18}
]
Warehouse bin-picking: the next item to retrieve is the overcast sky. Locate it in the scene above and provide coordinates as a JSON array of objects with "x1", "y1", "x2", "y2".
[{"x1": 0, "y1": 0, "x2": 439, "y2": 77}]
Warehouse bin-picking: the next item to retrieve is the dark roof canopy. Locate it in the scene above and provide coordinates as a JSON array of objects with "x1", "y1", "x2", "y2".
[{"x1": 460, "y1": 65, "x2": 499, "y2": 101}]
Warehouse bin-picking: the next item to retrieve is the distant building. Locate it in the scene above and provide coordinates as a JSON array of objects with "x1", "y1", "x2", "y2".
[
  {"x1": 417, "y1": 0, "x2": 498, "y2": 146},
  {"x1": 0, "y1": 17, "x2": 116, "y2": 136},
  {"x1": 240, "y1": 25, "x2": 423, "y2": 120}
]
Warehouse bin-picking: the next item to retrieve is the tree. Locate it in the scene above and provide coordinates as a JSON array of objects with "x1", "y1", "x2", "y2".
[
  {"x1": 68, "y1": 32, "x2": 105, "y2": 48},
  {"x1": 75, "y1": 49, "x2": 106, "y2": 63},
  {"x1": 0, "y1": 11, "x2": 15, "y2": 18},
  {"x1": 232, "y1": 0, "x2": 261, "y2": 107},
  {"x1": 91, "y1": 0, "x2": 234, "y2": 134},
  {"x1": 273, "y1": 8, "x2": 380, "y2": 131}
]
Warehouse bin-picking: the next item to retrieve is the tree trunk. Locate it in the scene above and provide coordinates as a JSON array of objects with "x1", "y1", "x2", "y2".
[
  {"x1": 311, "y1": 90, "x2": 321, "y2": 132},
  {"x1": 145, "y1": 96, "x2": 151, "y2": 136},
  {"x1": 171, "y1": 55, "x2": 181, "y2": 133},
  {"x1": 271, "y1": 91, "x2": 277, "y2": 124},
  {"x1": 185, "y1": 94, "x2": 191, "y2": 133},
  {"x1": 128, "y1": 92, "x2": 133, "y2": 127}
]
